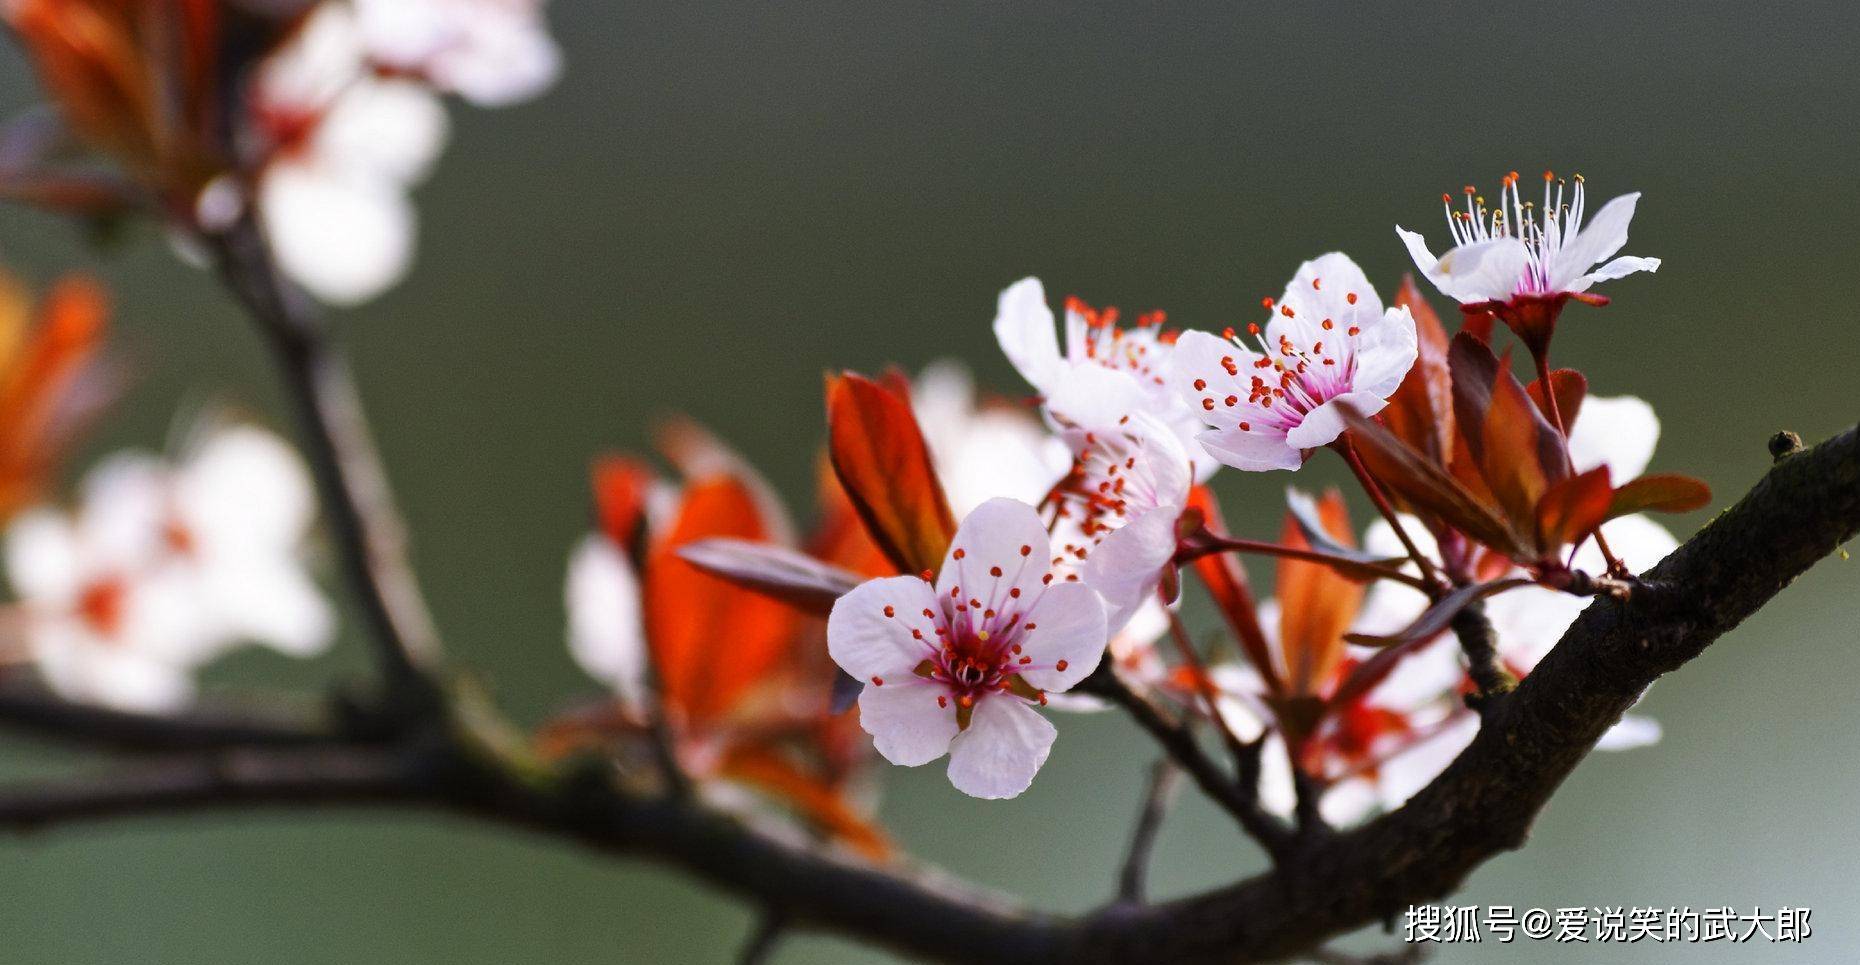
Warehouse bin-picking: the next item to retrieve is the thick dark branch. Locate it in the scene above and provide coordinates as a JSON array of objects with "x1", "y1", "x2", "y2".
[
  {"x1": 0, "y1": 679, "x2": 336, "y2": 752},
  {"x1": 0, "y1": 425, "x2": 1852, "y2": 964},
  {"x1": 206, "y1": 217, "x2": 443, "y2": 700}
]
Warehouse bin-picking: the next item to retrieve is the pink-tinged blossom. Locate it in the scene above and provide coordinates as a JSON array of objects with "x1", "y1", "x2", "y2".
[
  {"x1": 1170, "y1": 253, "x2": 1417, "y2": 472},
  {"x1": 827, "y1": 498, "x2": 1108, "y2": 799},
  {"x1": 1052, "y1": 411, "x2": 1193, "y2": 636},
  {"x1": 992, "y1": 278, "x2": 1213, "y2": 477},
  {"x1": 354, "y1": 0, "x2": 562, "y2": 107},
  {"x1": 1397, "y1": 173, "x2": 1660, "y2": 309},
  {"x1": 2, "y1": 425, "x2": 332, "y2": 711}
]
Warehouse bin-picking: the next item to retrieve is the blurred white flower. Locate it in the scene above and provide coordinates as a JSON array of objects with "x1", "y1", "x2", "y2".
[
  {"x1": 2, "y1": 425, "x2": 333, "y2": 712},
  {"x1": 253, "y1": 4, "x2": 450, "y2": 306},
  {"x1": 909, "y1": 360, "x2": 1070, "y2": 518},
  {"x1": 353, "y1": 0, "x2": 562, "y2": 107}
]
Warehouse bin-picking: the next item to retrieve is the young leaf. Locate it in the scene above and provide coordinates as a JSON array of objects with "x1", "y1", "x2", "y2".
[
  {"x1": 1275, "y1": 489, "x2": 1361, "y2": 697},
  {"x1": 1608, "y1": 473, "x2": 1712, "y2": 518},
  {"x1": 1344, "y1": 578, "x2": 1532, "y2": 649},
  {"x1": 825, "y1": 372, "x2": 957, "y2": 576},
  {"x1": 1184, "y1": 486, "x2": 1280, "y2": 697},
  {"x1": 1534, "y1": 466, "x2": 1616, "y2": 557},
  {"x1": 676, "y1": 537, "x2": 862, "y2": 617},
  {"x1": 1340, "y1": 405, "x2": 1523, "y2": 558}
]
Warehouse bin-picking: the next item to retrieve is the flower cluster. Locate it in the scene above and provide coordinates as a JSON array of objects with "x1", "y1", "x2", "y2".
[
  {"x1": 3, "y1": 421, "x2": 333, "y2": 711},
  {"x1": 612, "y1": 172, "x2": 1702, "y2": 815}
]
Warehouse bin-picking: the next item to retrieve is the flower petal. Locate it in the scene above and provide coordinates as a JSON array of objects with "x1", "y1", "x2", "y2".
[
  {"x1": 945, "y1": 695, "x2": 1056, "y2": 799},
  {"x1": 1349, "y1": 307, "x2": 1420, "y2": 401},
  {"x1": 827, "y1": 574, "x2": 940, "y2": 680},
  {"x1": 1597, "y1": 713, "x2": 1662, "y2": 750},
  {"x1": 1016, "y1": 579, "x2": 1109, "y2": 692},
  {"x1": 858, "y1": 676, "x2": 959, "y2": 767},
  {"x1": 1285, "y1": 391, "x2": 1389, "y2": 451},
  {"x1": 992, "y1": 277, "x2": 1063, "y2": 395},
  {"x1": 1196, "y1": 426, "x2": 1303, "y2": 472},
  {"x1": 934, "y1": 498, "x2": 1051, "y2": 601},
  {"x1": 1282, "y1": 251, "x2": 1384, "y2": 322},
  {"x1": 1566, "y1": 394, "x2": 1659, "y2": 479},
  {"x1": 1552, "y1": 192, "x2": 1641, "y2": 289},
  {"x1": 1078, "y1": 510, "x2": 1174, "y2": 639},
  {"x1": 260, "y1": 161, "x2": 415, "y2": 306},
  {"x1": 566, "y1": 536, "x2": 648, "y2": 706},
  {"x1": 1574, "y1": 255, "x2": 1660, "y2": 291}
]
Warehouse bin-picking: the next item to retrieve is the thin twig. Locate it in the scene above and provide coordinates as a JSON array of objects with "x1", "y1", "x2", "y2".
[
  {"x1": 1336, "y1": 437, "x2": 1443, "y2": 591},
  {"x1": 1077, "y1": 664, "x2": 1293, "y2": 860},
  {"x1": 1174, "y1": 535, "x2": 1430, "y2": 591},
  {"x1": 0, "y1": 678, "x2": 337, "y2": 752},
  {"x1": 738, "y1": 907, "x2": 789, "y2": 965},
  {"x1": 1447, "y1": 602, "x2": 1509, "y2": 705},
  {"x1": 206, "y1": 217, "x2": 444, "y2": 703},
  {"x1": 1116, "y1": 758, "x2": 1181, "y2": 903}
]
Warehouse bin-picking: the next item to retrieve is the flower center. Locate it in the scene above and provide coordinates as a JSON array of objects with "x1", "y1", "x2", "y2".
[
  {"x1": 1440, "y1": 170, "x2": 1589, "y2": 295},
  {"x1": 1066, "y1": 297, "x2": 1179, "y2": 388},
  {"x1": 77, "y1": 577, "x2": 129, "y2": 638}
]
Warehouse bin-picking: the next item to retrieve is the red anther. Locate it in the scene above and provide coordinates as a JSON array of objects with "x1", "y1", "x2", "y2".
[
  {"x1": 1055, "y1": 659, "x2": 1068, "y2": 671},
  {"x1": 871, "y1": 676, "x2": 884, "y2": 686},
  {"x1": 883, "y1": 605, "x2": 895, "y2": 618},
  {"x1": 989, "y1": 566, "x2": 1003, "y2": 577}
]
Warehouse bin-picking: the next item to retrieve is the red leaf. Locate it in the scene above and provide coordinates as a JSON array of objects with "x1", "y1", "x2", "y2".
[
  {"x1": 676, "y1": 537, "x2": 862, "y2": 618},
  {"x1": 644, "y1": 477, "x2": 802, "y2": 724},
  {"x1": 590, "y1": 456, "x2": 655, "y2": 552},
  {"x1": 825, "y1": 372, "x2": 957, "y2": 576},
  {"x1": 1275, "y1": 489, "x2": 1360, "y2": 697},
  {"x1": 1384, "y1": 276, "x2": 1455, "y2": 465},
  {"x1": 1608, "y1": 473, "x2": 1712, "y2": 518},
  {"x1": 1525, "y1": 367, "x2": 1587, "y2": 431},
  {"x1": 1341, "y1": 405, "x2": 1524, "y2": 559},
  {"x1": 1535, "y1": 466, "x2": 1616, "y2": 556},
  {"x1": 1184, "y1": 486, "x2": 1280, "y2": 697}
]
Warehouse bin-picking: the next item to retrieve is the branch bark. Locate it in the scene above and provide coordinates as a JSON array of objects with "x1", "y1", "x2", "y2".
[
  {"x1": 206, "y1": 216, "x2": 444, "y2": 701},
  {"x1": 7, "y1": 423, "x2": 1849, "y2": 964}
]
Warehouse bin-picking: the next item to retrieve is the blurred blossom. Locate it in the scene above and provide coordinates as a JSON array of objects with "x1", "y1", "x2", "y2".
[
  {"x1": 1171, "y1": 253, "x2": 1417, "y2": 471},
  {"x1": 1053, "y1": 411, "x2": 1192, "y2": 636},
  {"x1": 0, "y1": 270, "x2": 113, "y2": 523},
  {"x1": 354, "y1": 0, "x2": 561, "y2": 107},
  {"x1": 2, "y1": 0, "x2": 561, "y2": 305},
  {"x1": 908, "y1": 360, "x2": 1069, "y2": 518},
  {"x1": 253, "y1": 3, "x2": 450, "y2": 305},
  {"x1": 2, "y1": 424, "x2": 333, "y2": 712},
  {"x1": 828, "y1": 498, "x2": 1108, "y2": 799}
]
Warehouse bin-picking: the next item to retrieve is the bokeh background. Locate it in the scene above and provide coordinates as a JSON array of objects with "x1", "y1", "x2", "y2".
[{"x1": 3, "y1": 1, "x2": 1858, "y2": 962}]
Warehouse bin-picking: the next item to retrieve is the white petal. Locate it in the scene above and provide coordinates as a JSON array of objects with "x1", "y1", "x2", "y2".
[
  {"x1": 1255, "y1": 732, "x2": 1296, "y2": 818},
  {"x1": 1348, "y1": 307, "x2": 1420, "y2": 400},
  {"x1": 1042, "y1": 364, "x2": 1149, "y2": 434},
  {"x1": 1574, "y1": 513, "x2": 1678, "y2": 576},
  {"x1": 858, "y1": 677, "x2": 960, "y2": 767},
  {"x1": 1079, "y1": 510, "x2": 1174, "y2": 639},
  {"x1": 1285, "y1": 391, "x2": 1388, "y2": 451},
  {"x1": 827, "y1": 575, "x2": 941, "y2": 680},
  {"x1": 1485, "y1": 584, "x2": 1586, "y2": 671},
  {"x1": 430, "y1": 18, "x2": 561, "y2": 107},
  {"x1": 1375, "y1": 714, "x2": 1477, "y2": 810},
  {"x1": 1168, "y1": 329, "x2": 1263, "y2": 430},
  {"x1": 992, "y1": 277, "x2": 1063, "y2": 395},
  {"x1": 75, "y1": 454, "x2": 169, "y2": 570},
  {"x1": 1573, "y1": 255, "x2": 1660, "y2": 292},
  {"x1": 935, "y1": 498, "x2": 1052, "y2": 600},
  {"x1": 176, "y1": 425, "x2": 315, "y2": 552},
  {"x1": 4, "y1": 509, "x2": 80, "y2": 604},
  {"x1": 200, "y1": 561, "x2": 334, "y2": 657},
  {"x1": 1422, "y1": 235, "x2": 1531, "y2": 304},
  {"x1": 1196, "y1": 426, "x2": 1303, "y2": 472},
  {"x1": 1566, "y1": 394, "x2": 1659, "y2": 479},
  {"x1": 1597, "y1": 713, "x2": 1662, "y2": 751},
  {"x1": 1281, "y1": 251, "x2": 1384, "y2": 322},
  {"x1": 1015, "y1": 580, "x2": 1108, "y2": 692},
  {"x1": 314, "y1": 78, "x2": 450, "y2": 186},
  {"x1": 565, "y1": 537, "x2": 648, "y2": 704},
  {"x1": 1365, "y1": 637, "x2": 1464, "y2": 713},
  {"x1": 1320, "y1": 777, "x2": 1380, "y2": 826},
  {"x1": 1551, "y1": 192, "x2": 1641, "y2": 289},
  {"x1": 35, "y1": 629, "x2": 196, "y2": 713},
  {"x1": 260, "y1": 161, "x2": 415, "y2": 306},
  {"x1": 945, "y1": 695, "x2": 1056, "y2": 799}
]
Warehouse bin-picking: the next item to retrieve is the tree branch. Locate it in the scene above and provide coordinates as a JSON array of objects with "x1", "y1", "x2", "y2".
[
  {"x1": 1115, "y1": 758, "x2": 1180, "y2": 904},
  {"x1": 1, "y1": 424, "x2": 1851, "y2": 965},
  {"x1": 205, "y1": 216, "x2": 444, "y2": 702},
  {"x1": 0, "y1": 679, "x2": 337, "y2": 752}
]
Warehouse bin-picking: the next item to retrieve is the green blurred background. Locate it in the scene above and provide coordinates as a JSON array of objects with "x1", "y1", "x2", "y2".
[{"x1": 3, "y1": 1, "x2": 1857, "y2": 961}]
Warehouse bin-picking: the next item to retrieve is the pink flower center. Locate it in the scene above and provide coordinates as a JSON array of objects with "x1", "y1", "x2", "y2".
[
  {"x1": 1066, "y1": 297, "x2": 1179, "y2": 389},
  {"x1": 1440, "y1": 170, "x2": 1589, "y2": 296}
]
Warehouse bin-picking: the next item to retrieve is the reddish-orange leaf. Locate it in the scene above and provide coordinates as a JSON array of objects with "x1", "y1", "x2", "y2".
[
  {"x1": 1607, "y1": 474, "x2": 1712, "y2": 519},
  {"x1": 1525, "y1": 368, "x2": 1587, "y2": 431},
  {"x1": 1275, "y1": 489, "x2": 1361, "y2": 698},
  {"x1": 590, "y1": 455, "x2": 655, "y2": 551},
  {"x1": 1342, "y1": 406, "x2": 1523, "y2": 558},
  {"x1": 644, "y1": 476, "x2": 802, "y2": 724},
  {"x1": 717, "y1": 744, "x2": 892, "y2": 860},
  {"x1": 808, "y1": 452, "x2": 895, "y2": 579},
  {"x1": 1535, "y1": 466, "x2": 1616, "y2": 556},
  {"x1": 1184, "y1": 486, "x2": 1280, "y2": 696},
  {"x1": 1384, "y1": 276, "x2": 1455, "y2": 465},
  {"x1": 0, "y1": 274, "x2": 111, "y2": 521},
  {"x1": 825, "y1": 372, "x2": 957, "y2": 576}
]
